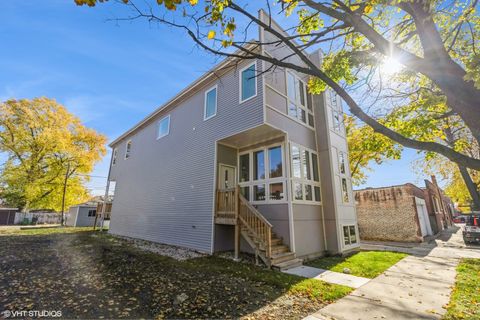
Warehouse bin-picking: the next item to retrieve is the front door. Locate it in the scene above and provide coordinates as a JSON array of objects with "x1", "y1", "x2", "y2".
[{"x1": 218, "y1": 164, "x2": 236, "y2": 190}]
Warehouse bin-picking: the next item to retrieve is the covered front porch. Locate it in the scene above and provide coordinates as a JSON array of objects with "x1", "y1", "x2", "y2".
[{"x1": 213, "y1": 125, "x2": 301, "y2": 269}]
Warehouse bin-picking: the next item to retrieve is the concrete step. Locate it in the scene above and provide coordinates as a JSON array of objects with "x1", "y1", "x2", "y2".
[
  {"x1": 271, "y1": 252, "x2": 296, "y2": 265},
  {"x1": 273, "y1": 258, "x2": 303, "y2": 271}
]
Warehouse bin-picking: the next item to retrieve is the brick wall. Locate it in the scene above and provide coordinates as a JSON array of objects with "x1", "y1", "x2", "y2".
[{"x1": 354, "y1": 184, "x2": 422, "y2": 242}]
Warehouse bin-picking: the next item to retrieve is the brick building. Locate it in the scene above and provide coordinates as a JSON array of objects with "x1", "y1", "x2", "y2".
[{"x1": 354, "y1": 177, "x2": 453, "y2": 243}]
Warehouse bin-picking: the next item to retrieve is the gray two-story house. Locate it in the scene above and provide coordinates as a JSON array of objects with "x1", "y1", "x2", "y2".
[{"x1": 105, "y1": 12, "x2": 359, "y2": 269}]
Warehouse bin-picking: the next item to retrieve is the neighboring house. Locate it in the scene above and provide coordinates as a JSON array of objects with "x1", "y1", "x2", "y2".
[
  {"x1": 355, "y1": 176, "x2": 454, "y2": 242},
  {"x1": 66, "y1": 202, "x2": 100, "y2": 227},
  {"x1": 0, "y1": 207, "x2": 18, "y2": 225},
  {"x1": 105, "y1": 12, "x2": 359, "y2": 269},
  {"x1": 423, "y1": 176, "x2": 454, "y2": 233}
]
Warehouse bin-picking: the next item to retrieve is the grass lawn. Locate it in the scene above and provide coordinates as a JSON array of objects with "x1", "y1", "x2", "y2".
[
  {"x1": 0, "y1": 229, "x2": 352, "y2": 319},
  {"x1": 306, "y1": 251, "x2": 408, "y2": 279},
  {"x1": 0, "y1": 226, "x2": 96, "y2": 236},
  {"x1": 444, "y1": 258, "x2": 480, "y2": 320}
]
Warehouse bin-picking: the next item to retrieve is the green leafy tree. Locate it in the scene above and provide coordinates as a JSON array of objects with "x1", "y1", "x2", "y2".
[
  {"x1": 345, "y1": 115, "x2": 401, "y2": 186},
  {"x1": 0, "y1": 98, "x2": 107, "y2": 213},
  {"x1": 75, "y1": 0, "x2": 480, "y2": 204}
]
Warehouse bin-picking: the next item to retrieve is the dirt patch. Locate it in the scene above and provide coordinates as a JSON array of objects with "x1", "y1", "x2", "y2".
[{"x1": 0, "y1": 231, "x2": 348, "y2": 319}]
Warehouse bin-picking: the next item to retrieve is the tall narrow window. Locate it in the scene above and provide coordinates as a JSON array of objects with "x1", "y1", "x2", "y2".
[
  {"x1": 287, "y1": 72, "x2": 296, "y2": 101},
  {"x1": 112, "y1": 148, "x2": 117, "y2": 165},
  {"x1": 125, "y1": 140, "x2": 132, "y2": 159},
  {"x1": 302, "y1": 150, "x2": 311, "y2": 180},
  {"x1": 341, "y1": 178, "x2": 349, "y2": 203},
  {"x1": 254, "y1": 150, "x2": 265, "y2": 180},
  {"x1": 239, "y1": 154, "x2": 250, "y2": 183},
  {"x1": 333, "y1": 111, "x2": 342, "y2": 132},
  {"x1": 286, "y1": 71, "x2": 314, "y2": 127},
  {"x1": 241, "y1": 63, "x2": 256, "y2": 102},
  {"x1": 291, "y1": 146, "x2": 301, "y2": 178},
  {"x1": 268, "y1": 146, "x2": 282, "y2": 178},
  {"x1": 338, "y1": 152, "x2": 346, "y2": 174},
  {"x1": 312, "y1": 153, "x2": 319, "y2": 182},
  {"x1": 157, "y1": 115, "x2": 170, "y2": 139},
  {"x1": 204, "y1": 86, "x2": 217, "y2": 120}
]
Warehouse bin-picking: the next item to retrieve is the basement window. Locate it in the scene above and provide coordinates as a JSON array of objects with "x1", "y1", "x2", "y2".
[{"x1": 343, "y1": 225, "x2": 357, "y2": 246}]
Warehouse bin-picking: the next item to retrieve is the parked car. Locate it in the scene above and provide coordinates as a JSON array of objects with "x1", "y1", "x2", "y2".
[
  {"x1": 453, "y1": 216, "x2": 466, "y2": 223},
  {"x1": 463, "y1": 215, "x2": 480, "y2": 244}
]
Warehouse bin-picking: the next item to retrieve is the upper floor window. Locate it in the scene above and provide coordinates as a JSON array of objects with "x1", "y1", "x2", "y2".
[
  {"x1": 240, "y1": 62, "x2": 257, "y2": 102},
  {"x1": 290, "y1": 144, "x2": 321, "y2": 203},
  {"x1": 157, "y1": 115, "x2": 170, "y2": 139},
  {"x1": 125, "y1": 140, "x2": 132, "y2": 159},
  {"x1": 287, "y1": 71, "x2": 314, "y2": 128},
  {"x1": 338, "y1": 150, "x2": 351, "y2": 203},
  {"x1": 332, "y1": 110, "x2": 344, "y2": 133},
  {"x1": 204, "y1": 86, "x2": 217, "y2": 120},
  {"x1": 112, "y1": 148, "x2": 117, "y2": 165},
  {"x1": 330, "y1": 90, "x2": 338, "y2": 108}
]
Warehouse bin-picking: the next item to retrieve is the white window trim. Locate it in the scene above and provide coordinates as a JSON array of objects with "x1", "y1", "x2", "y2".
[
  {"x1": 285, "y1": 71, "x2": 315, "y2": 129},
  {"x1": 341, "y1": 224, "x2": 359, "y2": 248},
  {"x1": 124, "y1": 140, "x2": 132, "y2": 160},
  {"x1": 157, "y1": 114, "x2": 171, "y2": 140},
  {"x1": 112, "y1": 148, "x2": 117, "y2": 165},
  {"x1": 238, "y1": 143, "x2": 287, "y2": 204},
  {"x1": 239, "y1": 61, "x2": 258, "y2": 104},
  {"x1": 204, "y1": 85, "x2": 218, "y2": 121},
  {"x1": 290, "y1": 142, "x2": 322, "y2": 204}
]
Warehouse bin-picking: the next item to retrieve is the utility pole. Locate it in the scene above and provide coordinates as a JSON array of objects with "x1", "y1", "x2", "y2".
[{"x1": 60, "y1": 162, "x2": 70, "y2": 226}]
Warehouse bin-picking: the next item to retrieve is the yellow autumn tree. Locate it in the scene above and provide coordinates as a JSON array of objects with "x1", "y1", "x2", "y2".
[{"x1": 0, "y1": 98, "x2": 107, "y2": 213}]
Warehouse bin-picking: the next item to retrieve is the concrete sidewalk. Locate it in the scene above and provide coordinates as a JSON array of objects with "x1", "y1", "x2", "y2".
[
  {"x1": 283, "y1": 265, "x2": 370, "y2": 289},
  {"x1": 305, "y1": 227, "x2": 480, "y2": 320}
]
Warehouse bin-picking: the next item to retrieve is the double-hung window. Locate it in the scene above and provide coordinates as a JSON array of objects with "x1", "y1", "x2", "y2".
[
  {"x1": 343, "y1": 225, "x2": 357, "y2": 246},
  {"x1": 157, "y1": 115, "x2": 170, "y2": 139},
  {"x1": 287, "y1": 71, "x2": 315, "y2": 128},
  {"x1": 204, "y1": 85, "x2": 217, "y2": 120},
  {"x1": 112, "y1": 148, "x2": 118, "y2": 165},
  {"x1": 240, "y1": 62, "x2": 257, "y2": 102},
  {"x1": 330, "y1": 90, "x2": 344, "y2": 133},
  {"x1": 290, "y1": 143, "x2": 321, "y2": 203},
  {"x1": 238, "y1": 144, "x2": 286, "y2": 203},
  {"x1": 125, "y1": 140, "x2": 132, "y2": 159},
  {"x1": 338, "y1": 150, "x2": 351, "y2": 203}
]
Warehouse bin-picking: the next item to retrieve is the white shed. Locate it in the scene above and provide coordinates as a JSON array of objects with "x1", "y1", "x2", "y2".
[{"x1": 66, "y1": 203, "x2": 100, "y2": 227}]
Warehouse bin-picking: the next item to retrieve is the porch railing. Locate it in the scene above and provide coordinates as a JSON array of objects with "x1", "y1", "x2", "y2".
[
  {"x1": 215, "y1": 188, "x2": 237, "y2": 224},
  {"x1": 238, "y1": 193, "x2": 273, "y2": 258}
]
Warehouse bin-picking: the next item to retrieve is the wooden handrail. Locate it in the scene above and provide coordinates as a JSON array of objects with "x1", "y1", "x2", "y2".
[{"x1": 238, "y1": 192, "x2": 273, "y2": 258}]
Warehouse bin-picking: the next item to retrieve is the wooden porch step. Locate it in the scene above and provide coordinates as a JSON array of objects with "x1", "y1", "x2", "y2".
[
  {"x1": 271, "y1": 238, "x2": 282, "y2": 246},
  {"x1": 272, "y1": 258, "x2": 303, "y2": 271},
  {"x1": 271, "y1": 252, "x2": 296, "y2": 265},
  {"x1": 271, "y1": 244, "x2": 289, "y2": 255}
]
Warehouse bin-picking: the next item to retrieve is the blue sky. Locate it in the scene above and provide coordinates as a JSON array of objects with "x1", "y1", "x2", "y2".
[{"x1": 0, "y1": 1, "x2": 434, "y2": 195}]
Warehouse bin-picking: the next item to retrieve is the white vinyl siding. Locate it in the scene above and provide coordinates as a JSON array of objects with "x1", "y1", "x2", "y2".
[
  {"x1": 204, "y1": 85, "x2": 217, "y2": 120},
  {"x1": 157, "y1": 115, "x2": 171, "y2": 139}
]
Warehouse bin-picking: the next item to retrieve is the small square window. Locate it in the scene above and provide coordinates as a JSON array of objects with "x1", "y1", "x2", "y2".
[
  {"x1": 240, "y1": 186, "x2": 250, "y2": 201},
  {"x1": 305, "y1": 184, "x2": 313, "y2": 201},
  {"x1": 253, "y1": 184, "x2": 265, "y2": 201},
  {"x1": 269, "y1": 183, "x2": 284, "y2": 200},
  {"x1": 204, "y1": 86, "x2": 217, "y2": 120},
  {"x1": 241, "y1": 63, "x2": 257, "y2": 102},
  {"x1": 288, "y1": 102, "x2": 297, "y2": 118},
  {"x1": 293, "y1": 182, "x2": 303, "y2": 200},
  {"x1": 157, "y1": 115, "x2": 170, "y2": 139}
]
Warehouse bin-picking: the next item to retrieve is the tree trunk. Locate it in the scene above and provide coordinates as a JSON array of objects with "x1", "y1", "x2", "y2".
[
  {"x1": 60, "y1": 163, "x2": 70, "y2": 226},
  {"x1": 458, "y1": 165, "x2": 480, "y2": 211}
]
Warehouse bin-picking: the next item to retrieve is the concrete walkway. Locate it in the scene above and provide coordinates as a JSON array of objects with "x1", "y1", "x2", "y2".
[
  {"x1": 283, "y1": 265, "x2": 370, "y2": 289},
  {"x1": 305, "y1": 227, "x2": 480, "y2": 320}
]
